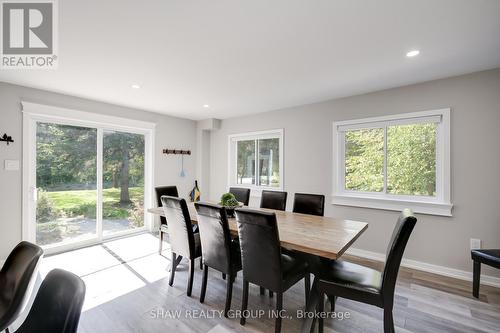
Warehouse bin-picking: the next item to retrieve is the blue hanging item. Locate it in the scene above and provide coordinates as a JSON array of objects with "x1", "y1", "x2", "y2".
[{"x1": 180, "y1": 155, "x2": 186, "y2": 177}]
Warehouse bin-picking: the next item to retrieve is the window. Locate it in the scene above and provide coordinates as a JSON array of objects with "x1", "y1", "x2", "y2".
[
  {"x1": 332, "y1": 109, "x2": 452, "y2": 216},
  {"x1": 228, "y1": 129, "x2": 283, "y2": 191}
]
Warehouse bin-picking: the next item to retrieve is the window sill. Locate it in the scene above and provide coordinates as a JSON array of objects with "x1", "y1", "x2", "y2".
[{"x1": 331, "y1": 194, "x2": 453, "y2": 216}]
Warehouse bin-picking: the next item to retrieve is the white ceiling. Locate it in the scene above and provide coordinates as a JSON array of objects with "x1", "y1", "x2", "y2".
[{"x1": 1, "y1": 0, "x2": 500, "y2": 120}]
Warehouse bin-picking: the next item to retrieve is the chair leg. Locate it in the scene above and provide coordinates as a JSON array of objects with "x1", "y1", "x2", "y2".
[
  {"x1": 260, "y1": 286, "x2": 265, "y2": 295},
  {"x1": 240, "y1": 280, "x2": 249, "y2": 325},
  {"x1": 300, "y1": 277, "x2": 320, "y2": 333},
  {"x1": 304, "y1": 273, "x2": 311, "y2": 306},
  {"x1": 200, "y1": 264, "x2": 208, "y2": 303},
  {"x1": 275, "y1": 292, "x2": 283, "y2": 333},
  {"x1": 328, "y1": 296, "x2": 336, "y2": 312},
  {"x1": 383, "y1": 308, "x2": 395, "y2": 333},
  {"x1": 318, "y1": 293, "x2": 324, "y2": 333},
  {"x1": 158, "y1": 230, "x2": 164, "y2": 254},
  {"x1": 224, "y1": 274, "x2": 234, "y2": 317},
  {"x1": 187, "y1": 259, "x2": 195, "y2": 296},
  {"x1": 473, "y1": 260, "x2": 481, "y2": 298},
  {"x1": 328, "y1": 296, "x2": 337, "y2": 312},
  {"x1": 169, "y1": 252, "x2": 177, "y2": 286}
]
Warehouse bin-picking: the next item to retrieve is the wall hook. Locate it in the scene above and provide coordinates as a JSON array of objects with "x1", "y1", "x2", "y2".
[{"x1": 0, "y1": 133, "x2": 14, "y2": 145}]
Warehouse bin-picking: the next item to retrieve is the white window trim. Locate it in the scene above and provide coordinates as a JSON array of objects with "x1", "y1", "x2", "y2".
[
  {"x1": 332, "y1": 109, "x2": 452, "y2": 216},
  {"x1": 227, "y1": 129, "x2": 284, "y2": 195},
  {"x1": 22, "y1": 101, "x2": 156, "y2": 255}
]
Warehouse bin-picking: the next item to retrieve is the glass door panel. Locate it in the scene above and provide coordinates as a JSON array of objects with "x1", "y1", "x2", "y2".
[
  {"x1": 36, "y1": 122, "x2": 97, "y2": 246},
  {"x1": 102, "y1": 130, "x2": 145, "y2": 236}
]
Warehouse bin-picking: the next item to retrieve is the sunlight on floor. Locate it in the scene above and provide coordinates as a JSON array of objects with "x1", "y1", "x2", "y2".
[
  {"x1": 41, "y1": 245, "x2": 121, "y2": 277},
  {"x1": 40, "y1": 233, "x2": 172, "y2": 311}
]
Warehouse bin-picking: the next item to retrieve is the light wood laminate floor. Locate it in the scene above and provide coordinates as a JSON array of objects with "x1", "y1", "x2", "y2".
[{"x1": 38, "y1": 233, "x2": 500, "y2": 333}]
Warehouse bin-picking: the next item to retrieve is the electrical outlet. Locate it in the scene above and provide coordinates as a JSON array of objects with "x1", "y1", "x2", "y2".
[
  {"x1": 4, "y1": 159, "x2": 20, "y2": 171},
  {"x1": 470, "y1": 238, "x2": 482, "y2": 250}
]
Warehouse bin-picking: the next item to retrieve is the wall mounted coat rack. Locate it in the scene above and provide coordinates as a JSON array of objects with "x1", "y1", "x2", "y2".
[
  {"x1": 163, "y1": 149, "x2": 191, "y2": 155},
  {"x1": 0, "y1": 133, "x2": 14, "y2": 145}
]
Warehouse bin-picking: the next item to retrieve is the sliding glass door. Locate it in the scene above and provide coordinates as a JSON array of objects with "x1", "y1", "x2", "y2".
[
  {"x1": 23, "y1": 105, "x2": 153, "y2": 254},
  {"x1": 102, "y1": 130, "x2": 145, "y2": 236},
  {"x1": 36, "y1": 123, "x2": 98, "y2": 246}
]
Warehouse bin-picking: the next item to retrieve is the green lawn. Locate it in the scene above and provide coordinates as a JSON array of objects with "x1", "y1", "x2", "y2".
[{"x1": 46, "y1": 187, "x2": 144, "y2": 219}]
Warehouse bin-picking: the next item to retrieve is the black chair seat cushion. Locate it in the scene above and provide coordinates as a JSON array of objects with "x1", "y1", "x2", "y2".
[
  {"x1": 316, "y1": 260, "x2": 383, "y2": 306},
  {"x1": 471, "y1": 249, "x2": 500, "y2": 269},
  {"x1": 281, "y1": 253, "x2": 308, "y2": 290}
]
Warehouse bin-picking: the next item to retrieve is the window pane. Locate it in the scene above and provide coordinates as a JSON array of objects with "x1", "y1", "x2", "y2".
[
  {"x1": 345, "y1": 128, "x2": 384, "y2": 192},
  {"x1": 102, "y1": 131, "x2": 145, "y2": 236},
  {"x1": 258, "y1": 138, "x2": 280, "y2": 187},
  {"x1": 387, "y1": 123, "x2": 437, "y2": 196},
  {"x1": 236, "y1": 140, "x2": 256, "y2": 185},
  {"x1": 36, "y1": 122, "x2": 97, "y2": 246}
]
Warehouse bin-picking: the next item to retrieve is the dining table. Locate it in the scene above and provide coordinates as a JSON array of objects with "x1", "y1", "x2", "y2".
[{"x1": 147, "y1": 202, "x2": 368, "y2": 260}]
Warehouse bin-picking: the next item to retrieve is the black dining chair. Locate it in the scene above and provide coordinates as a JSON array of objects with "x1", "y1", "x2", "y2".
[
  {"x1": 259, "y1": 190, "x2": 289, "y2": 297},
  {"x1": 195, "y1": 202, "x2": 242, "y2": 317},
  {"x1": 301, "y1": 209, "x2": 417, "y2": 333},
  {"x1": 235, "y1": 208, "x2": 310, "y2": 333},
  {"x1": 0, "y1": 241, "x2": 43, "y2": 333},
  {"x1": 293, "y1": 193, "x2": 325, "y2": 216},
  {"x1": 260, "y1": 190, "x2": 287, "y2": 211},
  {"x1": 155, "y1": 186, "x2": 179, "y2": 254},
  {"x1": 15, "y1": 269, "x2": 86, "y2": 333},
  {"x1": 471, "y1": 249, "x2": 500, "y2": 298},
  {"x1": 161, "y1": 196, "x2": 202, "y2": 297},
  {"x1": 229, "y1": 187, "x2": 251, "y2": 206}
]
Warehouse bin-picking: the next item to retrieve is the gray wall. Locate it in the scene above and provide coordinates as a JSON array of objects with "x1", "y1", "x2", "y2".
[
  {"x1": 0, "y1": 82, "x2": 198, "y2": 261},
  {"x1": 208, "y1": 69, "x2": 500, "y2": 277}
]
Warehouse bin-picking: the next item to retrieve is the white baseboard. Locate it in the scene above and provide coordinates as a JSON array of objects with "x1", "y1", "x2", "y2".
[{"x1": 346, "y1": 248, "x2": 500, "y2": 289}]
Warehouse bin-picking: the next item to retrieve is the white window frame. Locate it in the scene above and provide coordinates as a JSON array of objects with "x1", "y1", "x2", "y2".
[
  {"x1": 22, "y1": 101, "x2": 156, "y2": 255},
  {"x1": 332, "y1": 109, "x2": 452, "y2": 216},
  {"x1": 228, "y1": 129, "x2": 284, "y2": 195}
]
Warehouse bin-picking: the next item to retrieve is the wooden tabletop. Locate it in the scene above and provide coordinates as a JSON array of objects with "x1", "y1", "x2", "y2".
[{"x1": 148, "y1": 203, "x2": 368, "y2": 260}]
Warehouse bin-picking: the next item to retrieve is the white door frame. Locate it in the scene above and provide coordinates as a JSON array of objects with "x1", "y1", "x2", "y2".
[{"x1": 22, "y1": 101, "x2": 156, "y2": 255}]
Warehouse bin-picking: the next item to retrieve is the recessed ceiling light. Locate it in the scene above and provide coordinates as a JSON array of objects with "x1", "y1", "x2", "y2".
[
  {"x1": 131, "y1": 84, "x2": 141, "y2": 89},
  {"x1": 203, "y1": 104, "x2": 210, "y2": 108},
  {"x1": 406, "y1": 50, "x2": 420, "y2": 57}
]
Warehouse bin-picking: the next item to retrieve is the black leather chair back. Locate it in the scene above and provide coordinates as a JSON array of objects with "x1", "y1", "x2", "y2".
[
  {"x1": 381, "y1": 209, "x2": 417, "y2": 303},
  {"x1": 0, "y1": 241, "x2": 43, "y2": 331},
  {"x1": 235, "y1": 208, "x2": 283, "y2": 291},
  {"x1": 229, "y1": 187, "x2": 251, "y2": 206},
  {"x1": 15, "y1": 269, "x2": 86, "y2": 333},
  {"x1": 292, "y1": 193, "x2": 325, "y2": 216},
  {"x1": 260, "y1": 190, "x2": 287, "y2": 211},
  {"x1": 161, "y1": 196, "x2": 197, "y2": 259},
  {"x1": 195, "y1": 202, "x2": 232, "y2": 274},
  {"x1": 155, "y1": 186, "x2": 179, "y2": 225}
]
